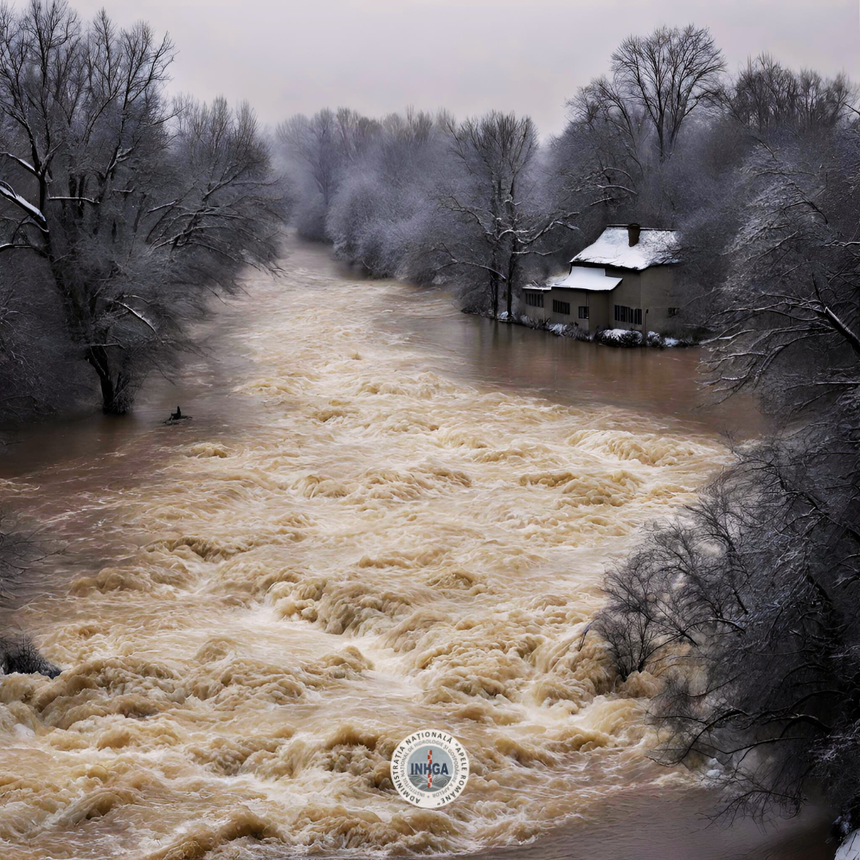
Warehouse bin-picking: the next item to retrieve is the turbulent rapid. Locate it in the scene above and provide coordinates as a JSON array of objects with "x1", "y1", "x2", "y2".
[{"x1": 0, "y1": 241, "x2": 729, "y2": 859}]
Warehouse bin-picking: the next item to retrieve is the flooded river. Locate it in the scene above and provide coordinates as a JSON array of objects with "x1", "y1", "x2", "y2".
[{"x1": 0, "y1": 239, "x2": 833, "y2": 859}]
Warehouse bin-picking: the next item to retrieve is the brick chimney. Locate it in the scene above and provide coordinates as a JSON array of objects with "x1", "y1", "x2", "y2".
[{"x1": 627, "y1": 223, "x2": 641, "y2": 247}]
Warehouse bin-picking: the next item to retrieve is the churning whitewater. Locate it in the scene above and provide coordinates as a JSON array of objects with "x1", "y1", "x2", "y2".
[{"x1": 0, "y1": 245, "x2": 726, "y2": 860}]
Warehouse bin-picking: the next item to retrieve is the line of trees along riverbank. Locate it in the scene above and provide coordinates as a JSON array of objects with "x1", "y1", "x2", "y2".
[
  {"x1": 3, "y1": 1, "x2": 860, "y2": 851},
  {"x1": 595, "y1": 118, "x2": 860, "y2": 839}
]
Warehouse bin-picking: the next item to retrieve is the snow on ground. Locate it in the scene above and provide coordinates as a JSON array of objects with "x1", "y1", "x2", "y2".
[{"x1": 513, "y1": 317, "x2": 687, "y2": 348}]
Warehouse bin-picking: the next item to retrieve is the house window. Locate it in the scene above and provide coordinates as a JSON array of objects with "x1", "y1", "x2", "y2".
[
  {"x1": 525, "y1": 291, "x2": 544, "y2": 308},
  {"x1": 614, "y1": 305, "x2": 642, "y2": 325},
  {"x1": 668, "y1": 307, "x2": 679, "y2": 317},
  {"x1": 553, "y1": 299, "x2": 571, "y2": 315},
  {"x1": 578, "y1": 306, "x2": 589, "y2": 320}
]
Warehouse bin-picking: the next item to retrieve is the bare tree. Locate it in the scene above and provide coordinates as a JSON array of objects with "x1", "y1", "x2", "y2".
[
  {"x1": 326, "y1": 108, "x2": 443, "y2": 277},
  {"x1": 434, "y1": 111, "x2": 577, "y2": 318},
  {"x1": 565, "y1": 77, "x2": 648, "y2": 209},
  {"x1": 277, "y1": 110, "x2": 341, "y2": 226},
  {"x1": 0, "y1": 1, "x2": 285, "y2": 413},
  {"x1": 704, "y1": 132, "x2": 860, "y2": 412},
  {"x1": 277, "y1": 107, "x2": 379, "y2": 241},
  {"x1": 611, "y1": 25, "x2": 725, "y2": 161},
  {"x1": 597, "y1": 440, "x2": 860, "y2": 820},
  {"x1": 0, "y1": 256, "x2": 79, "y2": 416},
  {"x1": 728, "y1": 54, "x2": 856, "y2": 135},
  {"x1": 555, "y1": 25, "x2": 725, "y2": 224}
]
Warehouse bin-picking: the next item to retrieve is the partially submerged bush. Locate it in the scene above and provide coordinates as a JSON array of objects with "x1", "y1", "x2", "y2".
[
  {"x1": 0, "y1": 516, "x2": 61, "y2": 679},
  {"x1": 0, "y1": 636, "x2": 60, "y2": 678}
]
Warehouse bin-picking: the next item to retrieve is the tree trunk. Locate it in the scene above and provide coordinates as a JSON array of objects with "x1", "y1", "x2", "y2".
[
  {"x1": 505, "y1": 180, "x2": 517, "y2": 319},
  {"x1": 506, "y1": 253, "x2": 517, "y2": 319},
  {"x1": 85, "y1": 346, "x2": 127, "y2": 414}
]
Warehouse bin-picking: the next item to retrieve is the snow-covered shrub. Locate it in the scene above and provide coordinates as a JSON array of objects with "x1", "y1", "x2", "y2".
[{"x1": 595, "y1": 328, "x2": 643, "y2": 347}]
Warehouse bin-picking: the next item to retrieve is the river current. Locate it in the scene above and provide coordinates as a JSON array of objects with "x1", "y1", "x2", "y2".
[{"x1": 0, "y1": 239, "x2": 833, "y2": 859}]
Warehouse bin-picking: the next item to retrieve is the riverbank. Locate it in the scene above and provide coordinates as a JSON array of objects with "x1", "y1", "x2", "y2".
[
  {"x1": 0, "y1": 237, "x2": 822, "y2": 859},
  {"x1": 471, "y1": 310, "x2": 698, "y2": 349}
]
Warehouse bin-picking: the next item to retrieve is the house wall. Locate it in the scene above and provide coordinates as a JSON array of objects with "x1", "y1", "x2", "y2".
[
  {"x1": 603, "y1": 271, "x2": 643, "y2": 330},
  {"x1": 523, "y1": 284, "x2": 632, "y2": 332},
  {"x1": 584, "y1": 291, "x2": 611, "y2": 331},
  {"x1": 640, "y1": 266, "x2": 680, "y2": 332},
  {"x1": 522, "y1": 265, "x2": 682, "y2": 335},
  {"x1": 522, "y1": 289, "x2": 551, "y2": 324},
  {"x1": 525, "y1": 287, "x2": 606, "y2": 332},
  {"x1": 547, "y1": 287, "x2": 586, "y2": 328}
]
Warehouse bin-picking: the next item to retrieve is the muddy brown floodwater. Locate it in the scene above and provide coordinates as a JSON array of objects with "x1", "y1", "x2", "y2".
[{"x1": 0, "y1": 238, "x2": 834, "y2": 860}]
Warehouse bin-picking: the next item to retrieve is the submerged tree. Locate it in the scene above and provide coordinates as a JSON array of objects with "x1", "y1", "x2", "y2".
[{"x1": 0, "y1": 1, "x2": 285, "y2": 413}]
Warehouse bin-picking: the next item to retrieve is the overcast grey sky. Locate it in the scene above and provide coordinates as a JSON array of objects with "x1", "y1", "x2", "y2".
[{"x1": 68, "y1": 0, "x2": 859, "y2": 135}]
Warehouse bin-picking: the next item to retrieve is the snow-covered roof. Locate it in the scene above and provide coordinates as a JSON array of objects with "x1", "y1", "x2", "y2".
[
  {"x1": 547, "y1": 265, "x2": 622, "y2": 292},
  {"x1": 571, "y1": 226, "x2": 679, "y2": 271}
]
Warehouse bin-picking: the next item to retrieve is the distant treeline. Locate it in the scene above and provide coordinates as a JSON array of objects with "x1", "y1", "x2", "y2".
[{"x1": 277, "y1": 27, "x2": 853, "y2": 327}]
